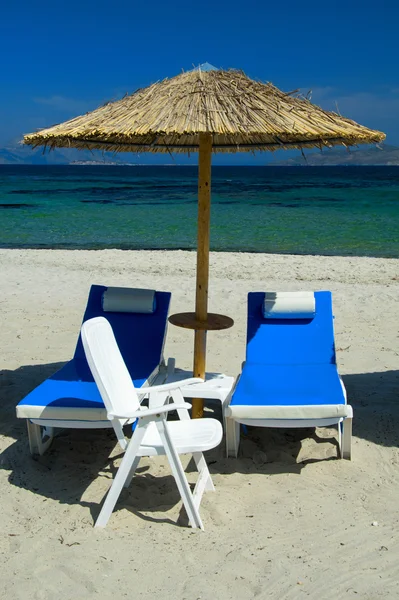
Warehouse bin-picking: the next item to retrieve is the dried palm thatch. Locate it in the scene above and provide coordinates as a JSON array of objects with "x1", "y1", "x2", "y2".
[{"x1": 24, "y1": 67, "x2": 385, "y2": 153}]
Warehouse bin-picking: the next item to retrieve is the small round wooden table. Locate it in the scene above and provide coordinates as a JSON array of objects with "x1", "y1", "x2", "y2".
[
  {"x1": 168, "y1": 312, "x2": 234, "y2": 331},
  {"x1": 168, "y1": 312, "x2": 234, "y2": 418}
]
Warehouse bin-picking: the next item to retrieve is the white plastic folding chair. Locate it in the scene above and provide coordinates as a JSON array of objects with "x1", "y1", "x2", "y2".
[{"x1": 81, "y1": 316, "x2": 223, "y2": 530}]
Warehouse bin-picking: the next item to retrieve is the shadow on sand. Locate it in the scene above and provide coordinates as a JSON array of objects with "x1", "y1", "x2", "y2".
[{"x1": 0, "y1": 363, "x2": 398, "y2": 526}]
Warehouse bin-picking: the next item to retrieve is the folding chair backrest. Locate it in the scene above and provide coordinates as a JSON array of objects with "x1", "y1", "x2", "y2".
[
  {"x1": 81, "y1": 317, "x2": 140, "y2": 416},
  {"x1": 246, "y1": 291, "x2": 336, "y2": 366}
]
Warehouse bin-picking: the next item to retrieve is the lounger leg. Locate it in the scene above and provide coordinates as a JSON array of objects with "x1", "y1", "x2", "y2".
[
  {"x1": 95, "y1": 422, "x2": 146, "y2": 528},
  {"x1": 225, "y1": 417, "x2": 240, "y2": 458},
  {"x1": 337, "y1": 419, "x2": 342, "y2": 456},
  {"x1": 167, "y1": 357, "x2": 176, "y2": 377},
  {"x1": 27, "y1": 421, "x2": 54, "y2": 456},
  {"x1": 156, "y1": 419, "x2": 204, "y2": 530},
  {"x1": 341, "y1": 417, "x2": 352, "y2": 460}
]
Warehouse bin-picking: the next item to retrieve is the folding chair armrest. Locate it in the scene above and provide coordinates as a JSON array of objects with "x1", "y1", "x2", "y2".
[{"x1": 108, "y1": 402, "x2": 192, "y2": 420}]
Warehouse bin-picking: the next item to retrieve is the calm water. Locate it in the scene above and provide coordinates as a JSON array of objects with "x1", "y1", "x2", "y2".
[{"x1": 0, "y1": 165, "x2": 398, "y2": 257}]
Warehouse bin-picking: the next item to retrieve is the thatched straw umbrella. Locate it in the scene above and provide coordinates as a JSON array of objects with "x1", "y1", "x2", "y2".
[{"x1": 24, "y1": 64, "x2": 385, "y2": 418}]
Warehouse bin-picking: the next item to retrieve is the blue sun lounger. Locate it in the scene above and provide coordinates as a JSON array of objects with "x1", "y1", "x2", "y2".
[
  {"x1": 224, "y1": 291, "x2": 353, "y2": 459},
  {"x1": 16, "y1": 285, "x2": 171, "y2": 456}
]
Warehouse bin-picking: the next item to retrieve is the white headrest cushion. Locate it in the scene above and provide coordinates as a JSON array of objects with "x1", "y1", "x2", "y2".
[{"x1": 263, "y1": 291, "x2": 315, "y2": 319}]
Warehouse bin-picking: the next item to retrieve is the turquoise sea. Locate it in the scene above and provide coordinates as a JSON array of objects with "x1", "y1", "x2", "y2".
[{"x1": 0, "y1": 165, "x2": 398, "y2": 257}]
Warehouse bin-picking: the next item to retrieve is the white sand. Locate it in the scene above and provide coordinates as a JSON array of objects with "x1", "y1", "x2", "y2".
[{"x1": 0, "y1": 249, "x2": 398, "y2": 599}]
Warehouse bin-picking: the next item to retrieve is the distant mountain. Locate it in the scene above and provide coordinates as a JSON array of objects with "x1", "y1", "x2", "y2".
[
  {"x1": 0, "y1": 148, "x2": 25, "y2": 164},
  {"x1": 1, "y1": 142, "x2": 399, "y2": 166},
  {"x1": 0, "y1": 144, "x2": 138, "y2": 165},
  {"x1": 273, "y1": 144, "x2": 399, "y2": 166}
]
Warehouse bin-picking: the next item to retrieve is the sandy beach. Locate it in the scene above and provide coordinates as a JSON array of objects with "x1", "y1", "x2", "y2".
[{"x1": 0, "y1": 248, "x2": 398, "y2": 599}]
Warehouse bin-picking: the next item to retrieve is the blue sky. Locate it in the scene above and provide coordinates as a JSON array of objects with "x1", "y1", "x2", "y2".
[{"x1": 1, "y1": 0, "x2": 398, "y2": 164}]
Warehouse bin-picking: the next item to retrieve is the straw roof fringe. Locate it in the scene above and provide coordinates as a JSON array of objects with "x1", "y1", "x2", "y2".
[{"x1": 24, "y1": 69, "x2": 385, "y2": 153}]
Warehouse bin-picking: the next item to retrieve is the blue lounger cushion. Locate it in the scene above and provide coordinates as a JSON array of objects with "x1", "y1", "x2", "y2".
[
  {"x1": 16, "y1": 285, "x2": 171, "y2": 421},
  {"x1": 226, "y1": 291, "x2": 350, "y2": 420},
  {"x1": 246, "y1": 291, "x2": 335, "y2": 365},
  {"x1": 226, "y1": 364, "x2": 348, "y2": 419}
]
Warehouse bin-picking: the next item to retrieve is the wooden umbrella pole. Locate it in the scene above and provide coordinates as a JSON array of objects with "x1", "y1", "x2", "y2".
[{"x1": 192, "y1": 132, "x2": 212, "y2": 418}]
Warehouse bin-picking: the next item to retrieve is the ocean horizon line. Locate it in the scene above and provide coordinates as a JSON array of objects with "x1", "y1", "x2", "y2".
[{"x1": 2, "y1": 163, "x2": 399, "y2": 168}]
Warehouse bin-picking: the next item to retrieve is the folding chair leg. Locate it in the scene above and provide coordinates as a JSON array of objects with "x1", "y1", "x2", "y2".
[
  {"x1": 193, "y1": 451, "x2": 215, "y2": 494},
  {"x1": 27, "y1": 421, "x2": 54, "y2": 456},
  {"x1": 156, "y1": 419, "x2": 204, "y2": 530},
  {"x1": 123, "y1": 456, "x2": 141, "y2": 488},
  {"x1": 341, "y1": 417, "x2": 352, "y2": 460},
  {"x1": 225, "y1": 417, "x2": 240, "y2": 458},
  {"x1": 112, "y1": 419, "x2": 128, "y2": 451},
  {"x1": 95, "y1": 423, "x2": 146, "y2": 528}
]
